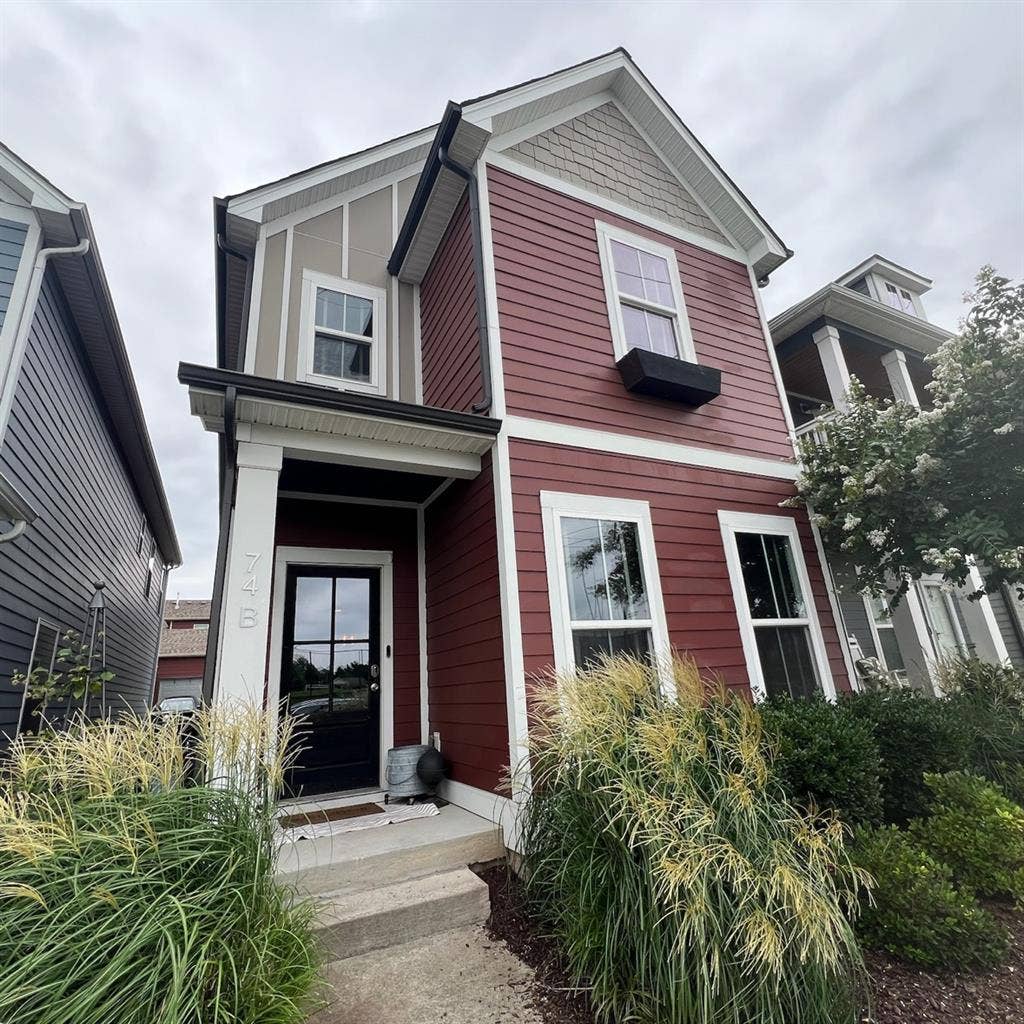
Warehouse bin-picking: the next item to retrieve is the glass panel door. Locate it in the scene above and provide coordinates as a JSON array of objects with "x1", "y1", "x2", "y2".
[{"x1": 281, "y1": 567, "x2": 380, "y2": 796}]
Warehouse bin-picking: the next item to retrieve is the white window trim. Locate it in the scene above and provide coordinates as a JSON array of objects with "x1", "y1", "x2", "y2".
[
  {"x1": 718, "y1": 510, "x2": 836, "y2": 701},
  {"x1": 594, "y1": 220, "x2": 697, "y2": 364},
  {"x1": 918, "y1": 579, "x2": 968, "y2": 658},
  {"x1": 540, "y1": 491, "x2": 673, "y2": 694},
  {"x1": 296, "y1": 269, "x2": 387, "y2": 396},
  {"x1": 862, "y1": 593, "x2": 907, "y2": 676}
]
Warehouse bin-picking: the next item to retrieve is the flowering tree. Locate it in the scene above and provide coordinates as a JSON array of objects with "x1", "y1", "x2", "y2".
[{"x1": 787, "y1": 266, "x2": 1024, "y2": 603}]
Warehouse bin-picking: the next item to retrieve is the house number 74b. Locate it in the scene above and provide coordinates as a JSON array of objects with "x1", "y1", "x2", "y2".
[{"x1": 242, "y1": 552, "x2": 261, "y2": 596}]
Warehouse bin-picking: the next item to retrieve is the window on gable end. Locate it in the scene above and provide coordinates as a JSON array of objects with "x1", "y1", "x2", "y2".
[{"x1": 595, "y1": 221, "x2": 696, "y2": 363}]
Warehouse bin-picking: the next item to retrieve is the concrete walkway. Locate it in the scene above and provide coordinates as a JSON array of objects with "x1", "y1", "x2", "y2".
[{"x1": 310, "y1": 924, "x2": 543, "y2": 1024}]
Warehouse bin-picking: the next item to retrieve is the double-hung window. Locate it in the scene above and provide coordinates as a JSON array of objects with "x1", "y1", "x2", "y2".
[
  {"x1": 541, "y1": 492, "x2": 670, "y2": 683},
  {"x1": 595, "y1": 221, "x2": 696, "y2": 363},
  {"x1": 918, "y1": 580, "x2": 965, "y2": 659},
  {"x1": 299, "y1": 270, "x2": 386, "y2": 395},
  {"x1": 865, "y1": 594, "x2": 906, "y2": 674},
  {"x1": 719, "y1": 511, "x2": 833, "y2": 700}
]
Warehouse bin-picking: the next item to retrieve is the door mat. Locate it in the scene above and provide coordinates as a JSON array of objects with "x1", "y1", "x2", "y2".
[
  {"x1": 277, "y1": 803, "x2": 384, "y2": 830},
  {"x1": 281, "y1": 800, "x2": 440, "y2": 841}
]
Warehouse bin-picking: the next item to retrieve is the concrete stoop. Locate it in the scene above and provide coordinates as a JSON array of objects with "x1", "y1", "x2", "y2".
[
  {"x1": 277, "y1": 805, "x2": 505, "y2": 966},
  {"x1": 314, "y1": 867, "x2": 492, "y2": 961}
]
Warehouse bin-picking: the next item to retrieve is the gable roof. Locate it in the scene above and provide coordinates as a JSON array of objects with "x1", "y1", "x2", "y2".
[
  {"x1": 220, "y1": 48, "x2": 790, "y2": 273},
  {"x1": 835, "y1": 254, "x2": 934, "y2": 294},
  {"x1": 159, "y1": 626, "x2": 209, "y2": 658},
  {"x1": 0, "y1": 144, "x2": 180, "y2": 565}
]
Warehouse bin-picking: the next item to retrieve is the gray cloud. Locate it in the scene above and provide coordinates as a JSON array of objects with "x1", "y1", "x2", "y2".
[{"x1": 2, "y1": 0, "x2": 1020, "y2": 597}]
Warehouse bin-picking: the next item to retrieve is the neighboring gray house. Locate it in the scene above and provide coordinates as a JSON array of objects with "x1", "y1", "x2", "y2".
[
  {"x1": 771, "y1": 255, "x2": 1024, "y2": 692},
  {"x1": 0, "y1": 144, "x2": 180, "y2": 738}
]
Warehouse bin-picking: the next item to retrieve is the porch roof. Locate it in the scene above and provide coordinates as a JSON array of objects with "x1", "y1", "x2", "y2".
[{"x1": 178, "y1": 363, "x2": 500, "y2": 478}]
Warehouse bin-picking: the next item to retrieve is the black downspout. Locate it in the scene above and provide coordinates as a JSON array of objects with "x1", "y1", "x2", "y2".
[
  {"x1": 438, "y1": 146, "x2": 492, "y2": 415},
  {"x1": 202, "y1": 385, "x2": 237, "y2": 703}
]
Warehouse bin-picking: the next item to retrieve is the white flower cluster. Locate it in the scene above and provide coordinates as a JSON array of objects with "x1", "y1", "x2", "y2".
[
  {"x1": 994, "y1": 423, "x2": 1015, "y2": 435},
  {"x1": 922, "y1": 547, "x2": 966, "y2": 571},
  {"x1": 867, "y1": 529, "x2": 889, "y2": 549},
  {"x1": 842, "y1": 514, "x2": 862, "y2": 532}
]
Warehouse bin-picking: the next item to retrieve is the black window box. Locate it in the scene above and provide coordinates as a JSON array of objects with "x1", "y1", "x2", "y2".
[{"x1": 616, "y1": 348, "x2": 721, "y2": 407}]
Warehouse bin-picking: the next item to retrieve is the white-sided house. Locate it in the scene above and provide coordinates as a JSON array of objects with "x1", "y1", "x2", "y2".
[
  {"x1": 181, "y1": 49, "x2": 871, "y2": 850},
  {"x1": 771, "y1": 255, "x2": 1024, "y2": 692}
]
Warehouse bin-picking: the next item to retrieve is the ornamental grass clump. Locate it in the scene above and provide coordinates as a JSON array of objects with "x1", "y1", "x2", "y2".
[
  {"x1": 519, "y1": 654, "x2": 869, "y2": 1024},
  {"x1": 0, "y1": 706, "x2": 320, "y2": 1024}
]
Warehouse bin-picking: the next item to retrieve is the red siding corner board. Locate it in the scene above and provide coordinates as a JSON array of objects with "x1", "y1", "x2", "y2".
[{"x1": 487, "y1": 165, "x2": 793, "y2": 461}]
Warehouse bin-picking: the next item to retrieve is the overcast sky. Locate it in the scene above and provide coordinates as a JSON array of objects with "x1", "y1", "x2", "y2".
[{"x1": 1, "y1": 1, "x2": 1021, "y2": 598}]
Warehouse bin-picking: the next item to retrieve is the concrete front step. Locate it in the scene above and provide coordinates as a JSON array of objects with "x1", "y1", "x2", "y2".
[
  {"x1": 277, "y1": 805, "x2": 504, "y2": 897},
  {"x1": 313, "y1": 867, "x2": 491, "y2": 961}
]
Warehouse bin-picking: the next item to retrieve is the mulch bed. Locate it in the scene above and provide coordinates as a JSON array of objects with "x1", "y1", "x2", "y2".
[{"x1": 479, "y1": 862, "x2": 1024, "y2": 1024}]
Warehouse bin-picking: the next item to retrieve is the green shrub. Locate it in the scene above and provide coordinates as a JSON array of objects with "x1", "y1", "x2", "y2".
[
  {"x1": 843, "y1": 689, "x2": 972, "y2": 823},
  {"x1": 909, "y1": 771, "x2": 1024, "y2": 901},
  {"x1": 0, "y1": 709, "x2": 320, "y2": 1024},
  {"x1": 941, "y1": 657, "x2": 1024, "y2": 786},
  {"x1": 761, "y1": 695, "x2": 884, "y2": 825},
  {"x1": 519, "y1": 655, "x2": 868, "y2": 1024},
  {"x1": 851, "y1": 824, "x2": 1008, "y2": 969}
]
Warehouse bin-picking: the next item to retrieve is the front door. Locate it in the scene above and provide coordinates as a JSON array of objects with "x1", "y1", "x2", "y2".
[{"x1": 281, "y1": 567, "x2": 381, "y2": 796}]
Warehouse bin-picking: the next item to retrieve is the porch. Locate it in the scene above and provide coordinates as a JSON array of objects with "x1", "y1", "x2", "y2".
[{"x1": 179, "y1": 363, "x2": 510, "y2": 816}]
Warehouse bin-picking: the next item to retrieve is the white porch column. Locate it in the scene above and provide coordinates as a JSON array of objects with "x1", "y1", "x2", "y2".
[
  {"x1": 955, "y1": 563, "x2": 1011, "y2": 666},
  {"x1": 215, "y1": 441, "x2": 283, "y2": 705},
  {"x1": 812, "y1": 324, "x2": 852, "y2": 411},
  {"x1": 881, "y1": 349, "x2": 920, "y2": 408}
]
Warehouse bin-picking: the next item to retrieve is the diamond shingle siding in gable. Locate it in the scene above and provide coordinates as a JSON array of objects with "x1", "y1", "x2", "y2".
[{"x1": 508, "y1": 102, "x2": 728, "y2": 246}]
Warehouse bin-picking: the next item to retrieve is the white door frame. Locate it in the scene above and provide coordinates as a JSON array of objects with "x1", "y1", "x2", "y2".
[{"x1": 268, "y1": 546, "x2": 395, "y2": 793}]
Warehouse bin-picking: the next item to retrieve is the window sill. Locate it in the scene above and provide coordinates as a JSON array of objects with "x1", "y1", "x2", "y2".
[
  {"x1": 615, "y1": 348, "x2": 721, "y2": 407},
  {"x1": 299, "y1": 371, "x2": 386, "y2": 399}
]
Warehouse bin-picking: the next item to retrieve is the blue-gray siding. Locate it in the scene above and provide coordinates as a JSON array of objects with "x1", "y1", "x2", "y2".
[
  {"x1": 830, "y1": 560, "x2": 877, "y2": 661},
  {"x1": 0, "y1": 218, "x2": 29, "y2": 333},
  {"x1": 0, "y1": 268, "x2": 164, "y2": 738},
  {"x1": 989, "y1": 585, "x2": 1024, "y2": 670}
]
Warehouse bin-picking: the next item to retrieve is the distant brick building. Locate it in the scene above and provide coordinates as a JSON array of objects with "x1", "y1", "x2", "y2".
[{"x1": 155, "y1": 600, "x2": 211, "y2": 703}]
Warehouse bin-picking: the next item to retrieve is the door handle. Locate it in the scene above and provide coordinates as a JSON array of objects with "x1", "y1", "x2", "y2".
[
  {"x1": 370, "y1": 664, "x2": 379, "y2": 679},
  {"x1": 369, "y1": 681, "x2": 380, "y2": 693}
]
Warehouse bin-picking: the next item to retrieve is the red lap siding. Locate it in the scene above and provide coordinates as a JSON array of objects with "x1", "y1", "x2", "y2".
[
  {"x1": 487, "y1": 166, "x2": 794, "y2": 461},
  {"x1": 156, "y1": 656, "x2": 205, "y2": 680},
  {"x1": 274, "y1": 499, "x2": 421, "y2": 746},
  {"x1": 418, "y1": 196, "x2": 482, "y2": 413},
  {"x1": 425, "y1": 455, "x2": 508, "y2": 793},
  {"x1": 509, "y1": 439, "x2": 851, "y2": 696}
]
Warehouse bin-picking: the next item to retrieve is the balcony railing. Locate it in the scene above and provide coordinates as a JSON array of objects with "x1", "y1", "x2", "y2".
[{"x1": 794, "y1": 411, "x2": 835, "y2": 447}]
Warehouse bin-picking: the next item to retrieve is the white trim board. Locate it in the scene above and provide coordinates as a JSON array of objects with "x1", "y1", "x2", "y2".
[
  {"x1": 268, "y1": 547, "x2": 395, "y2": 793},
  {"x1": 437, "y1": 778, "x2": 519, "y2": 851},
  {"x1": 504, "y1": 415, "x2": 799, "y2": 481},
  {"x1": 485, "y1": 150, "x2": 743, "y2": 266},
  {"x1": 717, "y1": 509, "x2": 837, "y2": 701}
]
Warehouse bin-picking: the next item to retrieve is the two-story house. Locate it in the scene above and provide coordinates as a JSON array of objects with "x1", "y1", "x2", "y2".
[
  {"x1": 155, "y1": 599, "x2": 211, "y2": 704},
  {"x1": 0, "y1": 144, "x2": 180, "y2": 740},
  {"x1": 771, "y1": 255, "x2": 1024, "y2": 692},
  {"x1": 181, "y1": 50, "x2": 858, "y2": 821}
]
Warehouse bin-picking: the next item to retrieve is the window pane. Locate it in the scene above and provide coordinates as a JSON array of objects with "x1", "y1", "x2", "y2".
[
  {"x1": 561, "y1": 518, "x2": 649, "y2": 623},
  {"x1": 561, "y1": 517, "x2": 610, "y2": 621},
  {"x1": 620, "y1": 305, "x2": 677, "y2": 357},
  {"x1": 332, "y1": 641, "x2": 370, "y2": 711},
  {"x1": 639, "y1": 250, "x2": 674, "y2": 306},
  {"x1": 601, "y1": 521, "x2": 649, "y2": 620},
  {"x1": 294, "y1": 576, "x2": 332, "y2": 641},
  {"x1": 315, "y1": 288, "x2": 347, "y2": 332},
  {"x1": 755, "y1": 625, "x2": 818, "y2": 699},
  {"x1": 572, "y1": 627, "x2": 651, "y2": 668},
  {"x1": 611, "y1": 240, "x2": 644, "y2": 298},
  {"x1": 644, "y1": 311, "x2": 677, "y2": 356},
  {"x1": 735, "y1": 532, "x2": 805, "y2": 619},
  {"x1": 877, "y1": 628, "x2": 906, "y2": 672},
  {"x1": 334, "y1": 577, "x2": 370, "y2": 641},
  {"x1": 313, "y1": 334, "x2": 371, "y2": 382},
  {"x1": 288, "y1": 642, "x2": 332, "y2": 713},
  {"x1": 344, "y1": 295, "x2": 374, "y2": 337},
  {"x1": 921, "y1": 585, "x2": 961, "y2": 658}
]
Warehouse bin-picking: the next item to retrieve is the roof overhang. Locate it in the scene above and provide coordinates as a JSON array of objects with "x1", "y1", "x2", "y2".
[
  {"x1": 770, "y1": 283, "x2": 953, "y2": 355},
  {"x1": 0, "y1": 145, "x2": 181, "y2": 565},
  {"x1": 179, "y1": 363, "x2": 499, "y2": 479},
  {"x1": 835, "y1": 254, "x2": 933, "y2": 293},
  {"x1": 388, "y1": 103, "x2": 491, "y2": 284}
]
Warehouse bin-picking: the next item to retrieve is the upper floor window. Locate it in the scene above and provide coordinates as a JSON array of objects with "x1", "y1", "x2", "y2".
[
  {"x1": 719, "y1": 510, "x2": 834, "y2": 701},
  {"x1": 595, "y1": 222, "x2": 696, "y2": 364},
  {"x1": 298, "y1": 270, "x2": 386, "y2": 396},
  {"x1": 882, "y1": 281, "x2": 915, "y2": 315}
]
